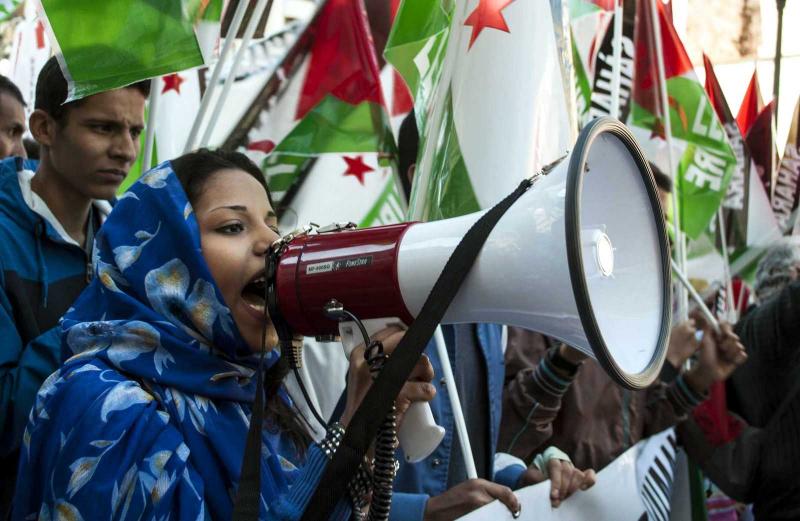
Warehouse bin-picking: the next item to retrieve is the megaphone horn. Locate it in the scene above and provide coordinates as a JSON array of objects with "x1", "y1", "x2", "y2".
[{"x1": 272, "y1": 117, "x2": 672, "y2": 459}]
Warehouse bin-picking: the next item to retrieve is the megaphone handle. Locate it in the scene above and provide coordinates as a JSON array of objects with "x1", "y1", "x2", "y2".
[{"x1": 338, "y1": 319, "x2": 445, "y2": 463}]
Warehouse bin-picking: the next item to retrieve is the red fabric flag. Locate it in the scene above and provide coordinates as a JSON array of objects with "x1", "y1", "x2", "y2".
[
  {"x1": 746, "y1": 101, "x2": 779, "y2": 197},
  {"x1": 295, "y1": 0, "x2": 385, "y2": 120},
  {"x1": 631, "y1": 0, "x2": 693, "y2": 120},
  {"x1": 736, "y1": 71, "x2": 764, "y2": 137}
]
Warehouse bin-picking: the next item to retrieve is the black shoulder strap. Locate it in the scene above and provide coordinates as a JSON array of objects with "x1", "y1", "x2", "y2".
[{"x1": 301, "y1": 177, "x2": 535, "y2": 519}]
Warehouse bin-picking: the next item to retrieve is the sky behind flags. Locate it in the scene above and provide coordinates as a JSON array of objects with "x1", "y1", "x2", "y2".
[
  {"x1": 386, "y1": 0, "x2": 571, "y2": 222},
  {"x1": 39, "y1": 0, "x2": 205, "y2": 101},
  {"x1": 628, "y1": 0, "x2": 736, "y2": 240}
]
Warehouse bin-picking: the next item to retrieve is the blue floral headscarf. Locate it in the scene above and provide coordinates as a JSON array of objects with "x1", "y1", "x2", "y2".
[{"x1": 14, "y1": 163, "x2": 344, "y2": 521}]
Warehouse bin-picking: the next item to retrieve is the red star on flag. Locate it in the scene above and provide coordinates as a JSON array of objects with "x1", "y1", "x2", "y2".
[
  {"x1": 161, "y1": 73, "x2": 185, "y2": 95},
  {"x1": 342, "y1": 155, "x2": 374, "y2": 185},
  {"x1": 464, "y1": 0, "x2": 515, "y2": 50}
]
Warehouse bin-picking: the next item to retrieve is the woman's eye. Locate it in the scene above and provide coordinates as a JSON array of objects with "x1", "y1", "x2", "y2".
[{"x1": 218, "y1": 223, "x2": 244, "y2": 234}]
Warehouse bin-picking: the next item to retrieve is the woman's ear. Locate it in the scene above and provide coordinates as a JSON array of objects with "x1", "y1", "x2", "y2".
[{"x1": 28, "y1": 109, "x2": 56, "y2": 148}]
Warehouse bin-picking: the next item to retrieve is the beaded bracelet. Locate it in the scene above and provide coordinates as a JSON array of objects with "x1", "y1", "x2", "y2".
[{"x1": 320, "y1": 422, "x2": 345, "y2": 459}]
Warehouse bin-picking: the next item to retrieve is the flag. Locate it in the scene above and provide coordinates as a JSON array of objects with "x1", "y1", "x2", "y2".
[
  {"x1": 9, "y1": 4, "x2": 51, "y2": 120},
  {"x1": 745, "y1": 101, "x2": 779, "y2": 197},
  {"x1": 155, "y1": 71, "x2": 202, "y2": 163},
  {"x1": 39, "y1": 0, "x2": 204, "y2": 101},
  {"x1": 386, "y1": 0, "x2": 572, "y2": 221},
  {"x1": 0, "y1": 0, "x2": 21, "y2": 21},
  {"x1": 568, "y1": 0, "x2": 613, "y2": 126},
  {"x1": 187, "y1": 0, "x2": 224, "y2": 63},
  {"x1": 702, "y1": 54, "x2": 780, "y2": 258},
  {"x1": 587, "y1": 0, "x2": 637, "y2": 122},
  {"x1": 629, "y1": 0, "x2": 736, "y2": 240},
  {"x1": 776, "y1": 97, "x2": 800, "y2": 234},
  {"x1": 736, "y1": 70, "x2": 763, "y2": 137},
  {"x1": 703, "y1": 54, "x2": 751, "y2": 250},
  {"x1": 234, "y1": 0, "x2": 405, "y2": 229}
]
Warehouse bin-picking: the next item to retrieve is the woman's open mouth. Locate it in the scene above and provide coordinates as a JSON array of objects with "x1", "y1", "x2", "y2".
[{"x1": 241, "y1": 275, "x2": 267, "y2": 317}]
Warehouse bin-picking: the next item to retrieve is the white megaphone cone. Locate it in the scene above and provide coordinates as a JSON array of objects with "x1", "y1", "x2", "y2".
[{"x1": 271, "y1": 117, "x2": 672, "y2": 462}]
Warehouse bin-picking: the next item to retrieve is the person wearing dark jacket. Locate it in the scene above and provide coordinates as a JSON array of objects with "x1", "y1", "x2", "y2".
[
  {"x1": 726, "y1": 243, "x2": 800, "y2": 519},
  {"x1": 499, "y1": 320, "x2": 746, "y2": 472},
  {"x1": 0, "y1": 57, "x2": 148, "y2": 515}
]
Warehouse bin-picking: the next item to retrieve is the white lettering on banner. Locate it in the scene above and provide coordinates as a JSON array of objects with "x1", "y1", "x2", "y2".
[
  {"x1": 722, "y1": 123, "x2": 746, "y2": 210},
  {"x1": 684, "y1": 147, "x2": 727, "y2": 191},
  {"x1": 772, "y1": 146, "x2": 800, "y2": 230},
  {"x1": 588, "y1": 37, "x2": 634, "y2": 120},
  {"x1": 691, "y1": 95, "x2": 725, "y2": 142}
]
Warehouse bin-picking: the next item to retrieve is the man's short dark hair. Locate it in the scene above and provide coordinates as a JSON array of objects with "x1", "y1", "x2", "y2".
[
  {"x1": 0, "y1": 75, "x2": 26, "y2": 107},
  {"x1": 35, "y1": 56, "x2": 151, "y2": 122},
  {"x1": 649, "y1": 161, "x2": 673, "y2": 193}
]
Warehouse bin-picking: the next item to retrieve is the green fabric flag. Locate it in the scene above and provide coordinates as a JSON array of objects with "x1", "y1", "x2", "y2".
[
  {"x1": 386, "y1": 0, "x2": 572, "y2": 222},
  {"x1": 40, "y1": 0, "x2": 204, "y2": 101},
  {"x1": 629, "y1": 0, "x2": 736, "y2": 240}
]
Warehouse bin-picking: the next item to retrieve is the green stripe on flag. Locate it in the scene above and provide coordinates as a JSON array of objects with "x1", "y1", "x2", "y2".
[
  {"x1": 275, "y1": 97, "x2": 394, "y2": 155},
  {"x1": 572, "y1": 31, "x2": 592, "y2": 124},
  {"x1": 384, "y1": 0, "x2": 451, "y2": 98},
  {"x1": 409, "y1": 89, "x2": 480, "y2": 221},
  {"x1": 360, "y1": 177, "x2": 406, "y2": 227},
  {"x1": 41, "y1": 0, "x2": 204, "y2": 101},
  {"x1": 569, "y1": 0, "x2": 603, "y2": 18}
]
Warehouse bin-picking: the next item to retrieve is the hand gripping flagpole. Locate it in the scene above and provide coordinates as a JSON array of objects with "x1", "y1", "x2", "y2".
[
  {"x1": 649, "y1": 0, "x2": 688, "y2": 322},
  {"x1": 199, "y1": 0, "x2": 274, "y2": 148},
  {"x1": 609, "y1": 0, "x2": 623, "y2": 119},
  {"x1": 184, "y1": 0, "x2": 250, "y2": 153},
  {"x1": 433, "y1": 326, "x2": 478, "y2": 480}
]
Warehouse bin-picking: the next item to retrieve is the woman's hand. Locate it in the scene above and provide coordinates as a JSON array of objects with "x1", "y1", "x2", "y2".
[
  {"x1": 424, "y1": 479, "x2": 520, "y2": 520},
  {"x1": 340, "y1": 326, "x2": 436, "y2": 427}
]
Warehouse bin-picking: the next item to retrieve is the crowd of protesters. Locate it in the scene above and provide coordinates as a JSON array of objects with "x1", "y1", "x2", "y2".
[{"x1": 0, "y1": 60, "x2": 796, "y2": 520}]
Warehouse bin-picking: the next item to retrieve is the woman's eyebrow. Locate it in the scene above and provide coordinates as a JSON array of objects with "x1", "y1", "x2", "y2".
[{"x1": 209, "y1": 205, "x2": 248, "y2": 213}]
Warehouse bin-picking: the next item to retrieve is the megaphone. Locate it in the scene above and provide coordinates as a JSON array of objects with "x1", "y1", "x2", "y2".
[{"x1": 270, "y1": 117, "x2": 671, "y2": 461}]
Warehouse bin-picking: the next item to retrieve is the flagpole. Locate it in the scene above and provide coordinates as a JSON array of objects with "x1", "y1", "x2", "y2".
[
  {"x1": 433, "y1": 327, "x2": 478, "y2": 480},
  {"x1": 609, "y1": 0, "x2": 623, "y2": 119},
  {"x1": 716, "y1": 208, "x2": 737, "y2": 321},
  {"x1": 408, "y1": 0, "x2": 479, "y2": 477},
  {"x1": 184, "y1": 0, "x2": 250, "y2": 153},
  {"x1": 649, "y1": 0, "x2": 688, "y2": 322},
  {"x1": 142, "y1": 77, "x2": 161, "y2": 173},
  {"x1": 773, "y1": 0, "x2": 785, "y2": 126},
  {"x1": 199, "y1": 0, "x2": 274, "y2": 148}
]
